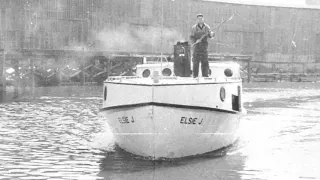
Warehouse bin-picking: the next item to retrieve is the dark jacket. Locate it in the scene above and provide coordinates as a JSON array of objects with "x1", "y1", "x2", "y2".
[{"x1": 190, "y1": 23, "x2": 213, "y2": 53}]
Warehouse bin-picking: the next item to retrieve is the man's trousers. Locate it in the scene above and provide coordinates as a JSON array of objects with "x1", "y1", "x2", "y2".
[{"x1": 192, "y1": 52, "x2": 209, "y2": 78}]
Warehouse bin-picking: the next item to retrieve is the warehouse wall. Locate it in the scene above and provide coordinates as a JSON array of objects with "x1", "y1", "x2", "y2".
[{"x1": 1, "y1": 0, "x2": 320, "y2": 73}]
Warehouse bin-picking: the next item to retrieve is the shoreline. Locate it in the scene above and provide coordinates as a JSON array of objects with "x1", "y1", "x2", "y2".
[{"x1": 2, "y1": 81, "x2": 320, "y2": 103}]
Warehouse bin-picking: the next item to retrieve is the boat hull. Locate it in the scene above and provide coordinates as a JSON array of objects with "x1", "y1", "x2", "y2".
[{"x1": 101, "y1": 104, "x2": 242, "y2": 159}]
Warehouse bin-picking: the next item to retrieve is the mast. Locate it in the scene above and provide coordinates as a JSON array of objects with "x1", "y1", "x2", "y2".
[{"x1": 160, "y1": 0, "x2": 164, "y2": 72}]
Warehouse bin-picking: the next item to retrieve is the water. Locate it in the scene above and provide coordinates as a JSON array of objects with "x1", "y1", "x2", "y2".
[{"x1": 0, "y1": 83, "x2": 320, "y2": 180}]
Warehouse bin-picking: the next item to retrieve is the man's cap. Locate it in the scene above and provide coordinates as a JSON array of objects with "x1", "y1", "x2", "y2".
[{"x1": 197, "y1": 13, "x2": 203, "y2": 18}]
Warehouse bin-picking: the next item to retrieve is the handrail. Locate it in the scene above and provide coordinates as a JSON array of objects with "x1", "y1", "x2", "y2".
[{"x1": 106, "y1": 75, "x2": 241, "y2": 83}]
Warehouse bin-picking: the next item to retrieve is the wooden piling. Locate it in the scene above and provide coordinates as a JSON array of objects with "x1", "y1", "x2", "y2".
[
  {"x1": 56, "y1": 56, "x2": 62, "y2": 86},
  {"x1": 247, "y1": 58, "x2": 251, "y2": 83},
  {"x1": 13, "y1": 59, "x2": 19, "y2": 99},
  {"x1": 0, "y1": 51, "x2": 6, "y2": 102},
  {"x1": 80, "y1": 61, "x2": 85, "y2": 86},
  {"x1": 30, "y1": 57, "x2": 35, "y2": 98}
]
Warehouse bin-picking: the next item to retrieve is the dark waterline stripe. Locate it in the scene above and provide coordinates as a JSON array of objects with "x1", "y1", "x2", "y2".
[
  {"x1": 104, "y1": 81, "x2": 241, "y2": 86},
  {"x1": 100, "y1": 102, "x2": 239, "y2": 114}
]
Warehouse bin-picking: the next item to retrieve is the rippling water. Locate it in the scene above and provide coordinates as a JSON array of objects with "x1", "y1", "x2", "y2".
[{"x1": 1, "y1": 83, "x2": 320, "y2": 180}]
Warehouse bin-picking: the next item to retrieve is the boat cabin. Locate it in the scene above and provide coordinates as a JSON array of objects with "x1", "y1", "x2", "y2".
[
  {"x1": 135, "y1": 61, "x2": 241, "y2": 81},
  {"x1": 134, "y1": 41, "x2": 242, "y2": 81}
]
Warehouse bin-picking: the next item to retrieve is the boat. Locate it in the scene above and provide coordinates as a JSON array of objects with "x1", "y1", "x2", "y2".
[{"x1": 100, "y1": 41, "x2": 246, "y2": 160}]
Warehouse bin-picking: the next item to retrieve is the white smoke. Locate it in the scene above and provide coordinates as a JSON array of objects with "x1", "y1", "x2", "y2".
[{"x1": 95, "y1": 23, "x2": 185, "y2": 53}]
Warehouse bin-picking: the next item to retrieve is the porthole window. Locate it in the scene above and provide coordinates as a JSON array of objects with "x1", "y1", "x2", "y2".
[
  {"x1": 162, "y1": 68, "x2": 172, "y2": 76},
  {"x1": 104, "y1": 86, "x2": 107, "y2": 101},
  {"x1": 224, "y1": 68, "x2": 233, "y2": 77},
  {"x1": 142, "y1": 69, "x2": 151, "y2": 77},
  {"x1": 220, "y1": 87, "x2": 226, "y2": 102}
]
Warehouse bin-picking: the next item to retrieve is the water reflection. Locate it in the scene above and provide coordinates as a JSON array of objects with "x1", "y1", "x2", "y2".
[
  {"x1": 98, "y1": 144, "x2": 244, "y2": 180},
  {"x1": 1, "y1": 84, "x2": 320, "y2": 180},
  {"x1": 98, "y1": 144, "x2": 231, "y2": 174}
]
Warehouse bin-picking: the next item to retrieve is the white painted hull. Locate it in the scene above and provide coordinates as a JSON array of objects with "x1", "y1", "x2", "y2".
[{"x1": 102, "y1": 105, "x2": 243, "y2": 159}]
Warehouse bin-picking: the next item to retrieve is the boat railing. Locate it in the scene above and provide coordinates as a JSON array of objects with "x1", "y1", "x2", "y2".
[
  {"x1": 107, "y1": 76, "x2": 141, "y2": 81},
  {"x1": 202, "y1": 77, "x2": 241, "y2": 82},
  {"x1": 106, "y1": 75, "x2": 241, "y2": 83},
  {"x1": 157, "y1": 74, "x2": 241, "y2": 82}
]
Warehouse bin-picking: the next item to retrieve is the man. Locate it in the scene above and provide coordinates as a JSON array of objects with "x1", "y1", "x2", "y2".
[{"x1": 190, "y1": 13, "x2": 215, "y2": 78}]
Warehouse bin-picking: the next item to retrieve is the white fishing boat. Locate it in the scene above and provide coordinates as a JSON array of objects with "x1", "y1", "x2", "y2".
[
  {"x1": 100, "y1": 0, "x2": 246, "y2": 158},
  {"x1": 101, "y1": 42, "x2": 246, "y2": 159}
]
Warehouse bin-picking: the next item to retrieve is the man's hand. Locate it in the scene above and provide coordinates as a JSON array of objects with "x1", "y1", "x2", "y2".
[{"x1": 210, "y1": 31, "x2": 215, "y2": 38}]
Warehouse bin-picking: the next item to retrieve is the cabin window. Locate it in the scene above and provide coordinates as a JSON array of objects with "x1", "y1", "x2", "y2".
[
  {"x1": 220, "y1": 87, "x2": 226, "y2": 102},
  {"x1": 142, "y1": 69, "x2": 151, "y2": 77},
  {"x1": 104, "y1": 86, "x2": 107, "y2": 101},
  {"x1": 224, "y1": 68, "x2": 233, "y2": 77},
  {"x1": 162, "y1": 68, "x2": 172, "y2": 76}
]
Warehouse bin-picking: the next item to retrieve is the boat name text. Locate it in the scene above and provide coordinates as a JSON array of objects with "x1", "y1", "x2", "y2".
[
  {"x1": 118, "y1": 116, "x2": 135, "y2": 124},
  {"x1": 180, "y1": 117, "x2": 203, "y2": 125}
]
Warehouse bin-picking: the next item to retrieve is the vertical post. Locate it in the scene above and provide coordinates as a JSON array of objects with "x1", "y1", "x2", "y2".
[
  {"x1": 80, "y1": 54, "x2": 84, "y2": 86},
  {"x1": 13, "y1": 59, "x2": 19, "y2": 99},
  {"x1": 0, "y1": 8, "x2": 7, "y2": 102},
  {"x1": 247, "y1": 58, "x2": 251, "y2": 83},
  {"x1": 107, "y1": 58, "x2": 112, "y2": 78},
  {"x1": 81, "y1": 0, "x2": 85, "y2": 45},
  {"x1": 0, "y1": 51, "x2": 5, "y2": 102},
  {"x1": 83, "y1": 52, "x2": 86, "y2": 85},
  {"x1": 315, "y1": 62, "x2": 317, "y2": 79},
  {"x1": 160, "y1": 0, "x2": 164, "y2": 72},
  {"x1": 57, "y1": 55, "x2": 61, "y2": 86},
  {"x1": 30, "y1": 57, "x2": 35, "y2": 99}
]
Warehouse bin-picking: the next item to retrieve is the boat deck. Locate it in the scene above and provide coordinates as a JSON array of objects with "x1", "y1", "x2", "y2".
[{"x1": 105, "y1": 76, "x2": 242, "y2": 85}]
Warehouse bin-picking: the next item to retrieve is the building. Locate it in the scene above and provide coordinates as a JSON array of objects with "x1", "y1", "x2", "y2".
[
  {"x1": 306, "y1": 0, "x2": 320, "y2": 5},
  {"x1": 1, "y1": 0, "x2": 320, "y2": 75}
]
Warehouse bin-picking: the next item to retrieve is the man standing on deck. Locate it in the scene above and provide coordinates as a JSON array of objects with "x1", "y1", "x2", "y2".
[{"x1": 190, "y1": 13, "x2": 215, "y2": 78}]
